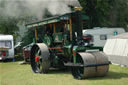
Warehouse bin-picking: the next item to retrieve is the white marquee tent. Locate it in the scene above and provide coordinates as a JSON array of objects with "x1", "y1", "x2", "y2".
[{"x1": 104, "y1": 33, "x2": 128, "y2": 66}]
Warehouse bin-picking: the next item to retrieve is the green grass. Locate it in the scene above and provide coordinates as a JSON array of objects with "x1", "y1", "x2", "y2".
[{"x1": 0, "y1": 61, "x2": 128, "y2": 85}]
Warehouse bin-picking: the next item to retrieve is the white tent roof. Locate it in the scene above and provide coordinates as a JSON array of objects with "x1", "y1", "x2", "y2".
[{"x1": 110, "y1": 33, "x2": 128, "y2": 39}]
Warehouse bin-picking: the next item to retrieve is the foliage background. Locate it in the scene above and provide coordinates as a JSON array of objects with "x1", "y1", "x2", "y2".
[{"x1": 0, "y1": 0, "x2": 128, "y2": 46}]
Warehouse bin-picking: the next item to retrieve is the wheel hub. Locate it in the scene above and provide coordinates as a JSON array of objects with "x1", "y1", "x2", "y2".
[{"x1": 35, "y1": 56, "x2": 39, "y2": 62}]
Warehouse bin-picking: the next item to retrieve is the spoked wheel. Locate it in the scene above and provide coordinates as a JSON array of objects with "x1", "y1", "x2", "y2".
[{"x1": 30, "y1": 43, "x2": 50, "y2": 73}]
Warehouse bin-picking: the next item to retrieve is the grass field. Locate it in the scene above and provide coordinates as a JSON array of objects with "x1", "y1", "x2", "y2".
[{"x1": 0, "y1": 61, "x2": 128, "y2": 85}]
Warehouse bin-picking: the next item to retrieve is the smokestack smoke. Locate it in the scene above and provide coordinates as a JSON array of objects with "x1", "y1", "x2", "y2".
[{"x1": 0, "y1": 0, "x2": 81, "y2": 21}]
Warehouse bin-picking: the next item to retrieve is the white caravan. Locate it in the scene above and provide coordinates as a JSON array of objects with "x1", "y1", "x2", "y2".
[
  {"x1": 0, "y1": 35, "x2": 14, "y2": 60},
  {"x1": 83, "y1": 27, "x2": 125, "y2": 47}
]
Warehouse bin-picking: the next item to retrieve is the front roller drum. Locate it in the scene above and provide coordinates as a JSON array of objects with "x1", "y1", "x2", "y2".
[
  {"x1": 71, "y1": 52, "x2": 109, "y2": 79},
  {"x1": 30, "y1": 43, "x2": 50, "y2": 73}
]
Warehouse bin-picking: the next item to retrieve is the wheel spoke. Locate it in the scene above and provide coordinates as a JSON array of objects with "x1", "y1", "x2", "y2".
[
  {"x1": 34, "y1": 48, "x2": 42, "y2": 72},
  {"x1": 71, "y1": 54, "x2": 84, "y2": 79}
]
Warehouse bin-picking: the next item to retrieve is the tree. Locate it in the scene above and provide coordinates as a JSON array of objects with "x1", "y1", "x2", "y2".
[
  {"x1": 79, "y1": 0, "x2": 128, "y2": 31},
  {"x1": 112, "y1": 0, "x2": 128, "y2": 31},
  {"x1": 0, "y1": 16, "x2": 19, "y2": 43}
]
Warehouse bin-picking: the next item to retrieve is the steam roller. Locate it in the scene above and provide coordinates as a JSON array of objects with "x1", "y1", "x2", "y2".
[{"x1": 27, "y1": 10, "x2": 110, "y2": 79}]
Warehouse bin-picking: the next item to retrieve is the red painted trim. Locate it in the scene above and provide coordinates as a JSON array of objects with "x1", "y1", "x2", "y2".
[{"x1": 73, "y1": 50, "x2": 75, "y2": 56}]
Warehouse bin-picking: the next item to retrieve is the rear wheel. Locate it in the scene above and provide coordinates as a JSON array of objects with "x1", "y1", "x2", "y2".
[{"x1": 30, "y1": 43, "x2": 50, "y2": 73}]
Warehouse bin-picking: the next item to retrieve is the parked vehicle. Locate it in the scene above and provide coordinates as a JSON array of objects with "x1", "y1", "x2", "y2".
[
  {"x1": 22, "y1": 43, "x2": 33, "y2": 62},
  {"x1": 26, "y1": 10, "x2": 109, "y2": 79},
  {"x1": 0, "y1": 35, "x2": 14, "y2": 60},
  {"x1": 83, "y1": 27, "x2": 125, "y2": 48}
]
